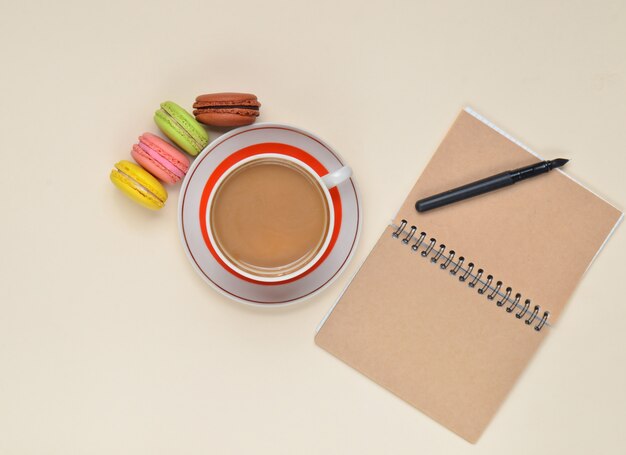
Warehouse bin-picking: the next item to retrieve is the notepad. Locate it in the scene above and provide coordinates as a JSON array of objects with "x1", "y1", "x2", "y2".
[{"x1": 315, "y1": 108, "x2": 623, "y2": 443}]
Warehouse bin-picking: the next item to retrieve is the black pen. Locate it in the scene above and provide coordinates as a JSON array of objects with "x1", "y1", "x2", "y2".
[{"x1": 415, "y1": 158, "x2": 569, "y2": 212}]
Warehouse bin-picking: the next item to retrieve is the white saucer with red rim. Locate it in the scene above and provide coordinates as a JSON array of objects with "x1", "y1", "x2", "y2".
[{"x1": 178, "y1": 123, "x2": 362, "y2": 306}]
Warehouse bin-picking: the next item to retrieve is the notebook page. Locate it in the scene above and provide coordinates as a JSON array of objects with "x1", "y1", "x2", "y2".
[
  {"x1": 316, "y1": 226, "x2": 547, "y2": 443},
  {"x1": 392, "y1": 110, "x2": 622, "y2": 324}
]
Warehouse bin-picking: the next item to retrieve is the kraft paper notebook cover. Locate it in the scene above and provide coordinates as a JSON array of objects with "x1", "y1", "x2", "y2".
[{"x1": 315, "y1": 108, "x2": 623, "y2": 443}]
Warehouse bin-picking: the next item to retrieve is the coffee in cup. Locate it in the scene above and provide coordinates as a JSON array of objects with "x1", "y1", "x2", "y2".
[{"x1": 208, "y1": 154, "x2": 351, "y2": 282}]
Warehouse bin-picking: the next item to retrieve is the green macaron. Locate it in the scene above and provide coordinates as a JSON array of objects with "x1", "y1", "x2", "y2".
[{"x1": 154, "y1": 101, "x2": 209, "y2": 156}]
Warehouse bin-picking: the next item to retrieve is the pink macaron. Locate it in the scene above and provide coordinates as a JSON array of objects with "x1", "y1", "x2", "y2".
[{"x1": 131, "y1": 133, "x2": 190, "y2": 184}]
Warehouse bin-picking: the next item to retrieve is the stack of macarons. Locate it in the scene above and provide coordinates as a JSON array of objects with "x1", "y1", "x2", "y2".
[{"x1": 110, "y1": 93, "x2": 261, "y2": 210}]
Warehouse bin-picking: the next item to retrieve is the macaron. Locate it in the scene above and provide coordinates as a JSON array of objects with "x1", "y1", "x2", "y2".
[
  {"x1": 193, "y1": 93, "x2": 261, "y2": 127},
  {"x1": 131, "y1": 133, "x2": 190, "y2": 184},
  {"x1": 154, "y1": 101, "x2": 209, "y2": 156},
  {"x1": 110, "y1": 160, "x2": 168, "y2": 210}
]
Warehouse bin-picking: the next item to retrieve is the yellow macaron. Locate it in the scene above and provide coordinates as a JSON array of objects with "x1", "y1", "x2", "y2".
[{"x1": 110, "y1": 160, "x2": 168, "y2": 210}]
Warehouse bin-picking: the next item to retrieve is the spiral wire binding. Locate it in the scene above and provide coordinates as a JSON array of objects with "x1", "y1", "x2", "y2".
[{"x1": 392, "y1": 220, "x2": 550, "y2": 331}]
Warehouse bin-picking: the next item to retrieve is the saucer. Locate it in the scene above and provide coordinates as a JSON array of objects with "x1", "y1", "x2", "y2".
[{"x1": 178, "y1": 123, "x2": 362, "y2": 306}]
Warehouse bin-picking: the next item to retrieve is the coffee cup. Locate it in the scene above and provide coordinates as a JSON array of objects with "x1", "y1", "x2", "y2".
[{"x1": 206, "y1": 153, "x2": 351, "y2": 283}]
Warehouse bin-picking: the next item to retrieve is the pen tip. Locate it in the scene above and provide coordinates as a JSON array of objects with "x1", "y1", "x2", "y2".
[{"x1": 550, "y1": 158, "x2": 569, "y2": 169}]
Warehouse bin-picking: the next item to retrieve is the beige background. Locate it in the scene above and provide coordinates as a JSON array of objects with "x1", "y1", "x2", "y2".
[{"x1": 1, "y1": 0, "x2": 624, "y2": 453}]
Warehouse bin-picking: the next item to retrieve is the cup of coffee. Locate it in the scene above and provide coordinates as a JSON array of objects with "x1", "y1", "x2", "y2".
[{"x1": 207, "y1": 153, "x2": 351, "y2": 283}]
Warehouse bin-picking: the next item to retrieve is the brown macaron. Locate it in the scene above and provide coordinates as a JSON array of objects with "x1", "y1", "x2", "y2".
[{"x1": 193, "y1": 93, "x2": 261, "y2": 127}]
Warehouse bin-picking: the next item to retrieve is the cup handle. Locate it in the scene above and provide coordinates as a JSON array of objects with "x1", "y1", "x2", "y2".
[{"x1": 321, "y1": 166, "x2": 352, "y2": 189}]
